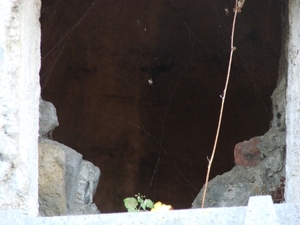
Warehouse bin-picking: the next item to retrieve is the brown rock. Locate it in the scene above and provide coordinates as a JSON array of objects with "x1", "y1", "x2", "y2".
[{"x1": 234, "y1": 136, "x2": 262, "y2": 167}]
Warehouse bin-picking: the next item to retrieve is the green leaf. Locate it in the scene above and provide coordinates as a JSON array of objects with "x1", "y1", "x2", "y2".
[
  {"x1": 140, "y1": 199, "x2": 154, "y2": 210},
  {"x1": 123, "y1": 197, "x2": 138, "y2": 211}
]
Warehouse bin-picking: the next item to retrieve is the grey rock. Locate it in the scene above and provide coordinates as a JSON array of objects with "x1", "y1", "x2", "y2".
[
  {"x1": 38, "y1": 139, "x2": 100, "y2": 216},
  {"x1": 39, "y1": 98, "x2": 59, "y2": 139},
  {"x1": 270, "y1": 77, "x2": 286, "y2": 131},
  {"x1": 60, "y1": 146, "x2": 83, "y2": 211},
  {"x1": 38, "y1": 99, "x2": 101, "y2": 216},
  {"x1": 192, "y1": 166, "x2": 262, "y2": 208},
  {"x1": 69, "y1": 203, "x2": 100, "y2": 215},
  {"x1": 68, "y1": 156, "x2": 100, "y2": 214},
  {"x1": 192, "y1": 78, "x2": 286, "y2": 208}
]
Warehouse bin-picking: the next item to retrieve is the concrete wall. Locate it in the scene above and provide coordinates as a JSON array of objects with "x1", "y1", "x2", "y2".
[
  {"x1": 0, "y1": 0, "x2": 41, "y2": 215},
  {"x1": 285, "y1": 0, "x2": 300, "y2": 204},
  {"x1": 0, "y1": 0, "x2": 299, "y2": 221}
]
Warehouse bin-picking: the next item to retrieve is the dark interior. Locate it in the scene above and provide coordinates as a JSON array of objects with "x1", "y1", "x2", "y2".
[{"x1": 40, "y1": 0, "x2": 281, "y2": 212}]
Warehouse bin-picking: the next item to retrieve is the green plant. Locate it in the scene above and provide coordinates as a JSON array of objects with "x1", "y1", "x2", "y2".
[{"x1": 123, "y1": 193, "x2": 154, "y2": 212}]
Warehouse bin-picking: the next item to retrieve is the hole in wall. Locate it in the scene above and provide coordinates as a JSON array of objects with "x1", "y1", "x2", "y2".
[{"x1": 40, "y1": 0, "x2": 281, "y2": 213}]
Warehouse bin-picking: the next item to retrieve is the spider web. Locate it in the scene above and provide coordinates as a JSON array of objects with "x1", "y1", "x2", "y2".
[{"x1": 40, "y1": 0, "x2": 282, "y2": 212}]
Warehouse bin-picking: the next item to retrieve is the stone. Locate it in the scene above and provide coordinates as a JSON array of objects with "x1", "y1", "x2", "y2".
[
  {"x1": 68, "y1": 159, "x2": 100, "y2": 215},
  {"x1": 38, "y1": 98, "x2": 100, "y2": 216},
  {"x1": 38, "y1": 140, "x2": 68, "y2": 216},
  {"x1": 193, "y1": 97, "x2": 286, "y2": 209},
  {"x1": 192, "y1": 165, "x2": 264, "y2": 208},
  {"x1": 234, "y1": 136, "x2": 263, "y2": 167},
  {"x1": 258, "y1": 129, "x2": 286, "y2": 178},
  {"x1": 192, "y1": 128, "x2": 285, "y2": 209},
  {"x1": 39, "y1": 98, "x2": 59, "y2": 139},
  {"x1": 38, "y1": 139, "x2": 100, "y2": 216},
  {"x1": 60, "y1": 144, "x2": 83, "y2": 212}
]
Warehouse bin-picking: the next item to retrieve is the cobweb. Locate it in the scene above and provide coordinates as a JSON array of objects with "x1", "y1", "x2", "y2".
[{"x1": 40, "y1": 0, "x2": 282, "y2": 212}]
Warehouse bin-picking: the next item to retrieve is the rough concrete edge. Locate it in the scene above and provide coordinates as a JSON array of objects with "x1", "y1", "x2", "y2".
[
  {"x1": 0, "y1": 0, "x2": 41, "y2": 215},
  {"x1": 0, "y1": 196, "x2": 300, "y2": 225},
  {"x1": 285, "y1": 0, "x2": 300, "y2": 203},
  {"x1": 20, "y1": 0, "x2": 41, "y2": 215},
  {"x1": 245, "y1": 196, "x2": 279, "y2": 225}
]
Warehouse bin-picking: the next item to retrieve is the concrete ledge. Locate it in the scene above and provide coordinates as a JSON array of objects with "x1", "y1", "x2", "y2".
[
  {"x1": 0, "y1": 196, "x2": 300, "y2": 225},
  {"x1": 245, "y1": 196, "x2": 279, "y2": 225},
  {"x1": 0, "y1": 208, "x2": 246, "y2": 225}
]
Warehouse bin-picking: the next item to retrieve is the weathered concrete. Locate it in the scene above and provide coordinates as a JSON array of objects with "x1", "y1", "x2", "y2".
[
  {"x1": 0, "y1": 0, "x2": 41, "y2": 215},
  {"x1": 1, "y1": 1, "x2": 300, "y2": 224},
  {"x1": 1, "y1": 196, "x2": 300, "y2": 225},
  {"x1": 245, "y1": 196, "x2": 279, "y2": 225},
  {"x1": 285, "y1": 0, "x2": 300, "y2": 204}
]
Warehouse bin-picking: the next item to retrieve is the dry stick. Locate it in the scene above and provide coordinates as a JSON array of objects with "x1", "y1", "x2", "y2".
[{"x1": 201, "y1": 0, "x2": 245, "y2": 208}]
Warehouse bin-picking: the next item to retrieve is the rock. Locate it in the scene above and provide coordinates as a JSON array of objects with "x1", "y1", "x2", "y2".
[
  {"x1": 270, "y1": 78, "x2": 286, "y2": 131},
  {"x1": 192, "y1": 129, "x2": 285, "y2": 209},
  {"x1": 38, "y1": 140, "x2": 67, "y2": 216},
  {"x1": 38, "y1": 139, "x2": 101, "y2": 216},
  {"x1": 257, "y1": 129, "x2": 286, "y2": 178},
  {"x1": 234, "y1": 136, "x2": 263, "y2": 167},
  {"x1": 69, "y1": 160, "x2": 100, "y2": 215},
  {"x1": 192, "y1": 166, "x2": 264, "y2": 208},
  {"x1": 39, "y1": 98, "x2": 59, "y2": 139},
  {"x1": 192, "y1": 61, "x2": 286, "y2": 209},
  {"x1": 60, "y1": 145, "x2": 83, "y2": 213},
  {"x1": 38, "y1": 99, "x2": 101, "y2": 216}
]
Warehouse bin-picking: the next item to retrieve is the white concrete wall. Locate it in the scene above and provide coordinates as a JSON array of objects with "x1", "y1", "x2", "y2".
[
  {"x1": 0, "y1": 0, "x2": 41, "y2": 215},
  {"x1": 285, "y1": 0, "x2": 300, "y2": 204},
  {"x1": 0, "y1": 0, "x2": 297, "y2": 220}
]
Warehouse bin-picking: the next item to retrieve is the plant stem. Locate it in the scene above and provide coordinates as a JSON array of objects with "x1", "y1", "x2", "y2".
[{"x1": 201, "y1": 0, "x2": 245, "y2": 208}]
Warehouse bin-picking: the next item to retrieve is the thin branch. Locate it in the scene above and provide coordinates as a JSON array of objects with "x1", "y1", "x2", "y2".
[{"x1": 201, "y1": 0, "x2": 245, "y2": 208}]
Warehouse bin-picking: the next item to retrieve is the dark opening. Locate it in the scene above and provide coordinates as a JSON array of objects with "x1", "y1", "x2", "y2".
[{"x1": 40, "y1": 0, "x2": 281, "y2": 212}]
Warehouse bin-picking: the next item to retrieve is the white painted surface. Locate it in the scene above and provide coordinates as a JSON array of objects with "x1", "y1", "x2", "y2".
[
  {"x1": 285, "y1": 0, "x2": 300, "y2": 204},
  {"x1": 0, "y1": 0, "x2": 41, "y2": 215},
  {"x1": 245, "y1": 196, "x2": 279, "y2": 225},
  {"x1": 0, "y1": 196, "x2": 300, "y2": 225}
]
